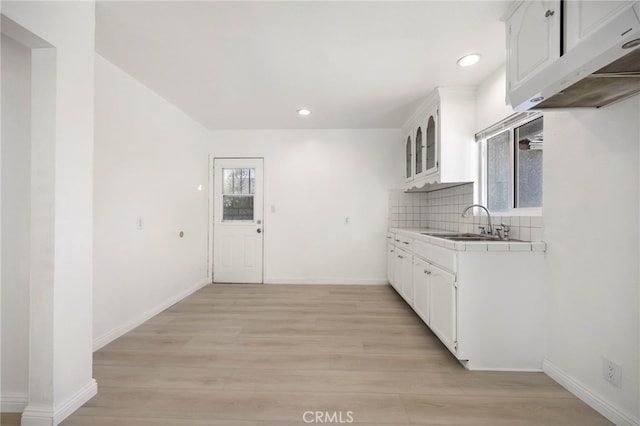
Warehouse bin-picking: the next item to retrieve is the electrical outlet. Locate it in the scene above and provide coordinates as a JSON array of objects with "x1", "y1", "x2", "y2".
[
  {"x1": 602, "y1": 358, "x2": 622, "y2": 387},
  {"x1": 136, "y1": 217, "x2": 144, "y2": 230}
]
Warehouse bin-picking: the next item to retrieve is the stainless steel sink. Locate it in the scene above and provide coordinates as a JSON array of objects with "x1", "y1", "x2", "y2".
[{"x1": 420, "y1": 232, "x2": 520, "y2": 242}]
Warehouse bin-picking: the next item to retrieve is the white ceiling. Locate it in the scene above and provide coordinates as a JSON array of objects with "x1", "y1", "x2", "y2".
[{"x1": 95, "y1": 1, "x2": 509, "y2": 130}]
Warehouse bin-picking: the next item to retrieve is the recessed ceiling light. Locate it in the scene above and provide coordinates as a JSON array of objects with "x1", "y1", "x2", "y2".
[
  {"x1": 457, "y1": 54, "x2": 481, "y2": 67},
  {"x1": 297, "y1": 108, "x2": 311, "y2": 116}
]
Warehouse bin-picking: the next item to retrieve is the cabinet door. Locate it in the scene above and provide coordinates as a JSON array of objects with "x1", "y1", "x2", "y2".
[
  {"x1": 429, "y1": 264, "x2": 457, "y2": 354},
  {"x1": 404, "y1": 132, "x2": 413, "y2": 181},
  {"x1": 412, "y1": 257, "x2": 430, "y2": 325},
  {"x1": 424, "y1": 109, "x2": 438, "y2": 175},
  {"x1": 564, "y1": 1, "x2": 634, "y2": 52},
  {"x1": 507, "y1": 0, "x2": 560, "y2": 92},
  {"x1": 396, "y1": 248, "x2": 413, "y2": 304},
  {"x1": 387, "y1": 243, "x2": 396, "y2": 289}
]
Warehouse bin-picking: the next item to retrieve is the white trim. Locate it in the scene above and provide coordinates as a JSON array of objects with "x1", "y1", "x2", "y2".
[
  {"x1": 263, "y1": 278, "x2": 389, "y2": 286},
  {"x1": 92, "y1": 278, "x2": 210, "y2": 351},
  {"x1": 543, "y1": 359, "x2": 639, "y2": 426},
  {"x1": 21, "y1": 379, "x2": 97, "y2": 426},
  {"x1": 53, "y1": 379, "x2": 97, "y2": 424},
  {"x1": 1, "y1": 392, "x2": 28, "y2": 413},
  {"x1": 20, "y1": 406, "x2": 52, "y2": 426}
]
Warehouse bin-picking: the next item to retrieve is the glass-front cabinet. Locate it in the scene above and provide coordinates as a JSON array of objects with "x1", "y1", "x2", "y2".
[
  {"x1": 405, "y1": 133, "x2": 413, "y2": 181},
  {"x1": 425, "y1": 110, "x2": 437, "y2": 173},
  {"x1": 415, "y1": 127, "x2": 423, "y2": 176},
  {"x1": 401, "y1": 87, "x2": 476, "y2": 190}
]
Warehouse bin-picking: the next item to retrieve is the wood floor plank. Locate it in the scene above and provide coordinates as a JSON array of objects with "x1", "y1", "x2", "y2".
[
  {"x1": 51, "y1": 283, "x2": 612, "y2": 425},
  {"x1": 401, "y1": 394, "x2": 612, "y2": 425}
]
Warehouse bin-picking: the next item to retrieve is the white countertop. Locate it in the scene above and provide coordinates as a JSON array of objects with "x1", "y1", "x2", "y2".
[{"x1": 389, "y1": 227, "x2": 546, "y2": 253}]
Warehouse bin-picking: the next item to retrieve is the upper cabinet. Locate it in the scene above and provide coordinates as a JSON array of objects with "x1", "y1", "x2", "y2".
[
  {"x1": 402, "y1": 87, "x2": 476, "y2": 191},
  {"x1": 505, "y1": 0, "x2": 640, "y2": 111},
  {"x1": 506, "y1": 0, "x2": 560, "y2": 93},
  {"x1": 564, "y1": 1, "x2": 636, "y2": 52}
]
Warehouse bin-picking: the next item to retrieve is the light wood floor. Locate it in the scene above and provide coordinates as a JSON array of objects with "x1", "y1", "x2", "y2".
[{"x1": 7, "y1": 284, "x2": 610, "y2": 425}]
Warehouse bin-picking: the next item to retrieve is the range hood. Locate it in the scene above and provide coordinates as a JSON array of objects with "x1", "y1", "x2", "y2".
[{"x1": 511, "y1": 2, "x2": 640, "y2": 111}]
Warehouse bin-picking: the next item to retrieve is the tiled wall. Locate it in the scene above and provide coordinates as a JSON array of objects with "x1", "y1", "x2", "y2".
[{"x1": 388, "y1": 183, "x2": 544, "y2": 241}]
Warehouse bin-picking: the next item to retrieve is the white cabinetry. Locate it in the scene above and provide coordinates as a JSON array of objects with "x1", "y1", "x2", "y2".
[
  {"x1": 427, "y1": 263, "x2": 457, "y2": 354},
  {"x1": 564, "y1": 1, "x2": 635, "y2": 52},
  {"x1": 402, "y1": 87, "x2": 476, "y2": 191},
  {"x1": 395, "y1": 247, "x2": 413, "y2": 305},
  {"x1": 506, "y1": 0, "x2": 560, "y2": 94},
  {"x1": 411, "y1": 257, "x2": 430, "y2": 324},
  {"x1": 387, "y1": 230, "x2": 545, "y2": 371},
  {"x1": 387, "y1": 243, "x2": 396, "y2": 289}
]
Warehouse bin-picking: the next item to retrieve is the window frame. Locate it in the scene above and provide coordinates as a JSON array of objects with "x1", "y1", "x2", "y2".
[{"x1": 476, "y1": 112, "x2": 543, "y2": 216}]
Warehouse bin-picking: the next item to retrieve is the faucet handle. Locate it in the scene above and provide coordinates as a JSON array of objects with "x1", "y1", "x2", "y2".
[
  {"x1": 478, "y1": 226, "x2": 486, "y2": 235},
  {"x1": 501, "y1": 223, "x2": 510, "y2": 240}
]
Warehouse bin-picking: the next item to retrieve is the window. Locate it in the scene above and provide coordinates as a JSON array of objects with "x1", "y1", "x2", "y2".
[
  {"x1": 478, "y1": 113, "x2": 543, "y2": 212},
  {"x1": 222, "y1": 168, "x2": 255, "y2": 221}
]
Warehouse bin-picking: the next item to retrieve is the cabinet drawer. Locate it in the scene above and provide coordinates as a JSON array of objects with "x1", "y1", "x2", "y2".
[
  {"x1": 413, "y1": 240, "x2": 456, "y2": 274},
  {"x1": 396, "y1": 235, "x2": 413, "y2": 250}
]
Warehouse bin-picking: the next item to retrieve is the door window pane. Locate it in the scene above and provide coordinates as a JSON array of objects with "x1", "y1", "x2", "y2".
[
  {"x1": 487, "y1": 130, "x2": 510, "y2": 212},
  {"x1": 515, "y1": 117, "x2": 543, "y2": 208},
  {"x1": 223, "y1": 195, "x2": 254, "y2": 221},
  {"x1": 222, "y1": 168, "x2": 255, "y2": 221}
]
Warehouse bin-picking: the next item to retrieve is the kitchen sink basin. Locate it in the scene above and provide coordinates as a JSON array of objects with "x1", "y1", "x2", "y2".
[{"x1": 420, "y1": 232, "x2": 519, "y2": 242}]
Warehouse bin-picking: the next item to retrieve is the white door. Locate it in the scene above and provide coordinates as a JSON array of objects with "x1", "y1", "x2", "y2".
[{"x1": 213, "y1": 158, "x2": 264, "y2": 283}]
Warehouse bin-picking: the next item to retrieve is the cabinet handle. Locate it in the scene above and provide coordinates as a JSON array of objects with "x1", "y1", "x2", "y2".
[
  {"x1": 424, "y1": 270, "x2": 432, "y2": 275},
  {"x1": 397, "y1": 255, "x2": 404, "y2": 259},
  {"x1": 395, "y1": 239, "x2": 400, "y2": 242},
  {"x1": 402, "y1": 241, "x2": 409, "y2": 245},
  {"x1": 386, "y1": 236, "x2": 392, "y2": 239},
  {"x1": 545, "y1": 9, "x2": 554, "y2": 17}
]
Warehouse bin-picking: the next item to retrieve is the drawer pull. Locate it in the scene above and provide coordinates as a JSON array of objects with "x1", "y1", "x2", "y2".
[
  {"x1": 397, "y1": 255, "x2": 404, "y2": 259},
  {"x1": 424, "y1": 270, "x2": 432, "y2": 275},
  {"x1": 402, "y1": 241, "x2": 409, "y2": 245}
]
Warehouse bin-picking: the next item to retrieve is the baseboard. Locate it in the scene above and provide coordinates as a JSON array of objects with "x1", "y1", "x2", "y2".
[
  {"x1": 263, "y1": 277, "x2": 389, "y2": 285},
  {"x1": 53, "y1": 379, "x2": 97, "y2": 424},
  {"x1": 543, "y1": 359, "x2": 639, "y2": 426},
  {"x1": 93, "y1": 278, "x2": 210, "y2": 351},
  {"x1": 21, "y1": 378, "x2": 97, "y2": 426},
  {"x1": 1, "y1": 392, "x2": 28, "y2": 412}
]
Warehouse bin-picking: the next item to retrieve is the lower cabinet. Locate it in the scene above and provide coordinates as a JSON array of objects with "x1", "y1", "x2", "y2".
[
  {"x1": 411, "y1": 257, "x2": 430, "y2": 325},
  {"x1": 427, "y1": 264, "x2": 457, "y2": 354},
  {"x1": 387, "y1": 231, "x2": 545, "y2": 371},
  {"x1": 395, "y1": 247, "x2": 413, "y2": 305},
  {"x1": 387, "y1": 243, "x2": 396, "y2": 289}
]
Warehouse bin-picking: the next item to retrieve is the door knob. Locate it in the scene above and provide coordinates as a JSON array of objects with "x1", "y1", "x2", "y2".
[{"x1": 257, "y1": 228, "x2": 262, "y2": 233}]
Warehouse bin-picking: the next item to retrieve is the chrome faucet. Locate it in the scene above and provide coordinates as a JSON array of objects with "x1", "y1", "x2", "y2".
[{"x1": 462, "y1": 204, "x2": 493, "y2": 236}]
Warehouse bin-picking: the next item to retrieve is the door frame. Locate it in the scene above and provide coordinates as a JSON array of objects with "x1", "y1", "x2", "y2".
[{"x1": 207, "y1": 155, "x2": 265, "y2": 284}]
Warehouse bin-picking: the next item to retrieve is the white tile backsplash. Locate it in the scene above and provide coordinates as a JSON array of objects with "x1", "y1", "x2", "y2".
[{"x1": 388, "y1": 183, "x2": 544, "y2": 241}]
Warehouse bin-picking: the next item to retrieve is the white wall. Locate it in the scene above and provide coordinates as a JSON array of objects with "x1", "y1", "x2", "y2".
[
  {"x1": 475, "y1": 64, "x2": 640, "y2": 424},
  {"x1": 1, "y1": 2, "x2": 97, "y2": 424},
  {"x1": 1, "y1": 33, "x2": 31, "y2": 411},
  {"x1": 475, "y1": 65, "x2": 514, "y2": 131},
  {"x1": 93, "y1": 54, "x2": 210, "y2": 349},
  {"x1": 543, "y1": 96, "x2": 640, "y2": 423},
  {"x1": 208, "y1": 129, "x2": 402, "y2": 285}
]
